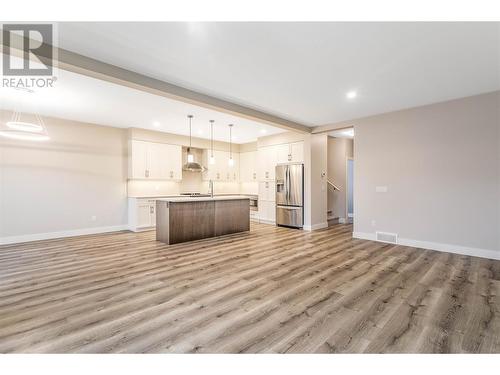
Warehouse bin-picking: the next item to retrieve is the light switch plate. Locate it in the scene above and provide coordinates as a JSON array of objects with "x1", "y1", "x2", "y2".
[{"x1": 375, "y1": 186, "x2": 388, "y2": 193}]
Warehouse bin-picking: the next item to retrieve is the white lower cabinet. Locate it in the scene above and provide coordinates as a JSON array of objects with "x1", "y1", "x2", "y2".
[
  {"x1": 258, "y1": 180, "x2": 276, "y2": 224},
  {"x1": 259, "y1": 200, "x2": 276, "y2": 223},
  {"x1": 129, "y1": 198, "x2": 156, "y2": 232}
]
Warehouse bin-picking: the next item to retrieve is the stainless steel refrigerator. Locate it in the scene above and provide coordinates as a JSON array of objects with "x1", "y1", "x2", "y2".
[{"x1": 275, "y1": 163, "x2": 304, "y2": 228}]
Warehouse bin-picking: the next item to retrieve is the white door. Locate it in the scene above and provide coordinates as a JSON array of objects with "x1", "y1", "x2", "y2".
[{"x1": 131, "y1": 140, "x2": 149, "y2": 179}]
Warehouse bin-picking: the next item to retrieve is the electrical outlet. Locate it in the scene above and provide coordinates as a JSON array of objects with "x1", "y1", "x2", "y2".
[
  {"x1": 91, "y1": 215, "x2": 97, "y2": 222},
  {"x1": 371, "y1": 220, "x2": 376, "y2": 227}
]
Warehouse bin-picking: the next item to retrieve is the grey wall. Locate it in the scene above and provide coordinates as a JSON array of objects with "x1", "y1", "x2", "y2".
[{"x1": 353, "y1": 91, "x2": 499, "y2": 255}]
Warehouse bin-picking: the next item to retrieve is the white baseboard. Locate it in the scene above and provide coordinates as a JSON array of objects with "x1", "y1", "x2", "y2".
[
  {"x1": 304, "y1": 222, "x2": 329, "y2": 231},
  {"x1": 259, "y1": 219, "x2": 276, "y2": 225},
  {"x1": 0, "y1": 225, "x2": 130, "y2": 246},
  {"x1": 352, "y1": 231, "x2": 500, "y2": 261}
]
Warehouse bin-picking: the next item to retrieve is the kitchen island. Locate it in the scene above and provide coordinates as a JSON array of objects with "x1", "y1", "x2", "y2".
[{"x1": 156, "y1": 196, "x2": 250, "y2": 244}]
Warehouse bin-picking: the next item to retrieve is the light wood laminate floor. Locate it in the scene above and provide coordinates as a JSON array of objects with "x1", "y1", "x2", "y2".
[{"x1": 0, "y1": 223, "x2": 499, "y2": 353}]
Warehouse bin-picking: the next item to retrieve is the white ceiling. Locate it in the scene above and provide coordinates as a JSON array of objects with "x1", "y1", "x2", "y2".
[
  {"x1": 56, "y1": 22, "x2": 500, "y2": 126},
  {"x1": 0, "y1": 62, "x2": 284, "y2": 144}
]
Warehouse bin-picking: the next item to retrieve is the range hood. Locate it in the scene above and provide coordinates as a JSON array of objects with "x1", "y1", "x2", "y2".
[
  {"x1": 182, "y1": 147, "x2": 205, "y2": 173},
  {"x1": 183, "y1": 160, "x2": 205, "y2": 172}
]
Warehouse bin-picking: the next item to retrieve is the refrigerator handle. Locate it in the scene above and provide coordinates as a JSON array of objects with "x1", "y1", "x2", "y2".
[{"x1": 286, "y1": 166, "x2": 291, "y2": 204}]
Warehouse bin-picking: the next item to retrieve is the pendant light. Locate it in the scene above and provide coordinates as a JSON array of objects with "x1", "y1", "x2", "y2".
[
  {"x1": 182, "y1": 115, "x2": 204, "y2": 172},
  {"x1": 209, "y1": 119, "x2": 215, "y2": 165},
  {"x1": 0, "y1": 111, "x2": 50, "y2": 141},
  {"x1": 228, "y1": 124, "x2": 234, "y2": 167},
  {"x1": 187, "y1": 115, "x2": 194, "y2": 163}
]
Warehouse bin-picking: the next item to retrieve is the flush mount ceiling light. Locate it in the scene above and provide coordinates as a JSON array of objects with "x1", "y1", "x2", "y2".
[
  {"x1": 260, "y1": 129, "x2": 267, "y2": 134},
  {"x1": 346, "y1": 91, "x2": 357, "y2": 99},
  {"x1": 228, "y1": 124, "x2": 234, "y2": 167},
  {"x1": 0, "y1": 130, "x2": 50, "y2": 141},
  {"x1": 153, "y1": 121, "x2": 160, "y2": 128},
  {"x1": 209, "y1": 120, "x2": 215, "y2": 165},
  {"x1": 0, "y1": 112, "x2": 50, "y2": 141},
  {"x1": 7, "y1": 121, "x2": 43, "y2": 132},
  {"x1": 342, "y1": 128, "x2": 355, "y2": 137}
]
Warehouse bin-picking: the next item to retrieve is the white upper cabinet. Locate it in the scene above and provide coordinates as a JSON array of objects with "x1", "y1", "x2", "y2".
[
  {"x1": 257, "y1": 141, "x2": 304, "y2": 181},
  {"x1": 131, "y1": 140, "x2": 149, "y2": 179},
  {"x1": 276, "y1": 143, "x2": 292, "y2": 164},
  {"x1": 290, "y1": 141, "x2": 304, "y2": 163},
  {"x1": 257, "y1": 146, "x2": 277, "y2": 181},
  {"x1": 227, "y1": 153, "x2": 239, "y2": 182},
  {"x1": 202, "y1": 149, "x2": 239, "y2": 182},
  {"x1": 130, "y1": 140, "x2": 182, "y2": 180},
  {"x1": 239, "y1": 151, "x2": 257, "y2": 182},
  {"x1": 276, "y1": 141, "x2": 304, "y2": 164}
]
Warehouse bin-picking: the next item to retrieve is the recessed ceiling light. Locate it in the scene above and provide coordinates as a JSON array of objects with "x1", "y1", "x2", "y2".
[
  {"x1": 197, "y1": 129, "x2": 203, "y2": 135},
  {"x1": 153, "y1": 121, "x2": 160, "y2": 127},
  {"x1": 346, "y1": 91, "x2": 357, "y2": 99},
  {"x1": 260, "y1": 129, "x2": 267, "y2": 134}
]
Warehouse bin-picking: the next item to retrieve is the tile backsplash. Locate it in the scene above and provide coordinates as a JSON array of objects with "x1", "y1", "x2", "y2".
[{"x1": 127, "y1": 172, "x2": 257, "y2": 197}]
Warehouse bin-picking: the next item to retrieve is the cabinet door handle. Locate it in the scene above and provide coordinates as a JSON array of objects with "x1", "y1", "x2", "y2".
[
  {"x1": 145, "y1": 169, "x2": 149, "y2": 178},
  {"x1": 170, "y1": 171, "x2": 174, "y2": 178},
  {"x1": 150, "y1": 206, "x2": 154, "y2": 214},
  {"x1": 253, "y1": 173, "x2": 256, "y2": 180}
]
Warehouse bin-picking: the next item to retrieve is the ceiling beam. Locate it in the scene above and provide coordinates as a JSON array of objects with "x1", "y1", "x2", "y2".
[
  {"x1": 1, "y1": 32, "x2": 312, "y2": 134},
  {"x1": 312, "y1": 122, "x2": 356, "y2": 133}
]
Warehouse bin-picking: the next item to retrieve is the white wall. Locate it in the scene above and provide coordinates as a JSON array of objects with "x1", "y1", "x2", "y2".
[
  {"x1": 0, "y1": 114, "x2": 129, "y2": 243},
  {"x1": 310, "y1": 134, "x2": 328, "y2": 229},
  {"x1": 351, "y1": 91, "x2": 500, "y2": 258}
]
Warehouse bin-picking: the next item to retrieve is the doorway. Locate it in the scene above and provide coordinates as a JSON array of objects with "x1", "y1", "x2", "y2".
[{"x1": 346, "y1": 157, "x2": 354, "y2": 223}]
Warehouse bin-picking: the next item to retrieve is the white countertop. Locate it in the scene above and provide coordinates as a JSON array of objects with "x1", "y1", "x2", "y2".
[
  {"x1": 129, "y1": 194, "x2": 257, "y2": 199},
  {"x1": 156, "y1": 195, "x2": 250, "y2": 203}
]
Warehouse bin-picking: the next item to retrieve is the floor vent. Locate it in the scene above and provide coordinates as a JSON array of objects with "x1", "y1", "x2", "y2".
[{"x1": 376, "y1": 231, "x2": 398, "y2": 244}]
